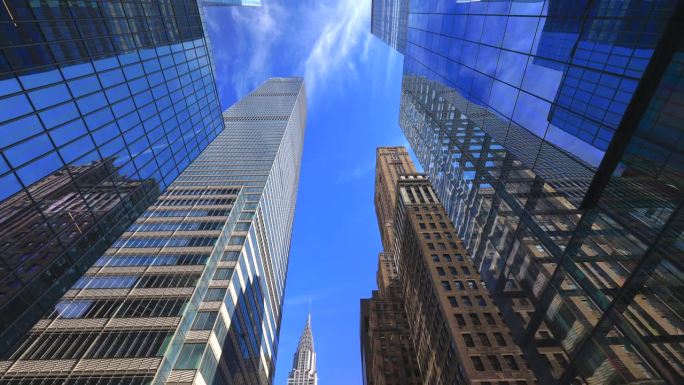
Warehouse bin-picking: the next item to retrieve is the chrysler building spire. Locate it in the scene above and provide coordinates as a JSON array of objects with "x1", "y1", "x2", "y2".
[{"x1": 287, "y1": 314, "x2": 318, "y2": 385}]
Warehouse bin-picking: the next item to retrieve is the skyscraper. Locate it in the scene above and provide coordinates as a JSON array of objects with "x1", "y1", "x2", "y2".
[
  {"x1": 287, "y1": 315, "x2": 318, "y2": 385},
  {"x1": 372, "y1": 1, "x2": 684, "y2": 384},
  {"x1": 361, "y1": 147, "x2": 421, "y2": 385},
  {"x1": 0, "y1": 0, "x2": 244, "y2": 354},
  {"x1": 0, "y1": 77, "x2": 307, "y2": 385},
  {"x1": 363, "y1": 147, "x2": 535, "y2": 384}
]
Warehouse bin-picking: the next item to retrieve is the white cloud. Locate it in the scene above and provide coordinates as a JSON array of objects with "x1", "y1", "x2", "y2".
[
  {"x1": 204, "y1": 0, "x2": 372, "y2": 101},
  {"x1": 302, "y1": 0, "x2": 371, "y2": 98}
]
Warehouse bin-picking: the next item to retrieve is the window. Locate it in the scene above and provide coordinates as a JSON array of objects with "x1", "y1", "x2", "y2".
[
  {"x1": 437, "y1": 267, "x2": 445, "y2": 276},
  {"x1": 494, "y1": 332, "x2": 506, "y2": 346},
  {"x1": 419, "y1": 223, "x2": 426, "y2": 229},
  {"x1": 87, "y1": 331, "x2": 171, "y2": 359},
  {"x1": 455, "y1": 314, "x2": 466, "y2": 326},
  {"x1": 137, "y1": 274, "x2": 198, "y2": 288},
  {"x1": 554, "y1": 353, "x2": 568, "y2": 368},
  {"x1": 462, "y1": 267, "x2": 471, "y2": 275},
  {"x1": 504, "y1": 355, "x2": 519, "y2": 370},
  {"x1": 115, "y1": 298, "x2": 187, "y2": 318},
  {"x1": 448, "y1": 296, "x2": 458, "y2": 307},
  {"x1": 454, "y1": 281, "x2": 465, "y2": 290},
  {"x1": 471, "y1": 356, "x2": 484, "y2": 371},
  {"x1": 455, "y1": 254, "x2": 464, "y2": 261},
  {"x1": 74, "y1": 276, "x2": 137, "y2": 289},
  {"x1": 488, "y1": 356, "x2": 502, "y2": 371},
  {"x1": 213, "y1": 268, "x2": 233, "y2": 280},
  {"x1": 235, "y1": 222, "x2": 250, "y2": 231},
  {"x1": 175, "y1": 343, "x2": 205, "y2": 369},
  {"x1": 443, "y1": 254, "x2": 452, "y2": 262},
  {"x1": 192, "y1": 312, "x2": 218, "y2": 330},
  {"x1": 432, "y1": 254, "x2": 439, "y2": 262},
  {"x1": 55, "y1": 301, "x2": 92, "y2": 318},
  {"x1": 205, "y1": 288, "x2": 226, "y2": 301},
  {"x1": 476, "y1": 296, "x2": 486, "y2": 306},
  {"x1": 484, "y1": 313, "x2": 496, "y2": 326},
  {"x1": 478, "y1": 333, "x2": 490, "y2": 346},
  {"x1": 449, "y1": 266, "x2": 458, "y2": 275},
  {"x1": 469, "y1": 313, "x2": 480, "y2": 326},
  {"x1": 462, "y1": 333, "x2": 474, "y2": 347},
  {"x1": 441, "y1": 281, "x2": 451, "y2": 291},
  {"x1": 223, "y1": 251, "x2": 240, "y2": 261},
  {"x1": 461, "y1": 296, "x2": 472, "y2": 307},
  {"x1": 466, "y1": 280, "x2": 477, "y2": 289}
]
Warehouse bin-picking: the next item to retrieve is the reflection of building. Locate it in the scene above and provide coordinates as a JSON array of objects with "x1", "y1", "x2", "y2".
[
  {"x1": 372, "y1": 0, "x2": 681, "y2": 167},
  {"x1": 0, "y1": 0, "x2": 253, "y2": 357},
  {"x1": 374, "y1": 2, "x2": 684, "y2": 383},
  {"x1": 399, "y1": 74, "x2": 684, "y2": 384},
  {"x1": 0, "y1": 78, "x2": 307, "y2": 384},
  {"x1": 0, "y1": 158, "x2": 158, "y2": 354},
  {"x1": 371, "y1": 0, "x2": 409, "y2": 54},
  {"x1": 287, "y1": 315, "x2": 318, "y2": 385}
]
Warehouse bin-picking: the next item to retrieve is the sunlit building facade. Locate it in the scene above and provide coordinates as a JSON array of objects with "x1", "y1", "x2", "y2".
[
  {"x1": 363, "y1": 147, "x2": 535, "y2": 384},
  {"x1": 373, "y1": 1, "x2": 684, "y2": 384},
  {"x1": 0, "y1": 77, "x2": 306, "y2": 385},
  {"x1": 0, "y1": 0, "x2": 237, "y2": 355}
]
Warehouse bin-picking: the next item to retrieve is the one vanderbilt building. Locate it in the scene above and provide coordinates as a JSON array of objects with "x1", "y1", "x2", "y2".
[{"x1": 0, "y1": 78, "x2": 307, "y2": 385}]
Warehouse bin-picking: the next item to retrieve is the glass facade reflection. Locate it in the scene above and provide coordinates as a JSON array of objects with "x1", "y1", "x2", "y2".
[
  {"x1": 0, "y1": 78, "x2": 307, "y2": 385},
  {"x1": 373, "y1": 0, "x2": 684, "y2": 384},
  {"x1": 0, "y1": 0, "x2": 226, "y2": 358}
]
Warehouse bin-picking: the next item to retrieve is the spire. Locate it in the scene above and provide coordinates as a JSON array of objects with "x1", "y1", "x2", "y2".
[
  {"x1": 288, "y1": 314, "x2": 318, "y2": 385},
  {"x1": 297, "y1": 312, "x2": 314, "y2": 352}
]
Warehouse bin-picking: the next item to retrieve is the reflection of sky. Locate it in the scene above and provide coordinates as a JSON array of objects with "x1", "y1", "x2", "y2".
[
  {"x1": 0, "y1": 38, "x2": 223, "y2": 201},
  {"x1": 404, "y1": 0, "x2": 660, "y2": 167}
]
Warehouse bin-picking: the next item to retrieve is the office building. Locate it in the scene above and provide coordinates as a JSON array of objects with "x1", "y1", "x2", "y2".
[
  {"x1": 0, "y1": 0, "x2": 241, "y2": 354},
  {"x1": 365, "y1": 147, "x2": 535, "y2": 384},
  {"x1": 372, "y1": 1, "x2": 684, "y2": 384},
  {"x1": 287, "y1": 315, "x2": 318, "y2": 385},
  {"x1": 361, "y1": 147, "x2": 421, "y2": 385},
  {"x1": 0, "y1": 77, "x2": 306, "y2": 385}
]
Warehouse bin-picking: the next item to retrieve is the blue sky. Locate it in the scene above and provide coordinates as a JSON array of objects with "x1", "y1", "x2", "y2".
[{"x1": 204, "y1": 1, "x2": 411, "y2": 384}]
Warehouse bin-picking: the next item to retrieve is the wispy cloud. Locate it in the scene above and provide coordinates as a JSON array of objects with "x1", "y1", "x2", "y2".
[
  {"x1": 205, "y1": 3, "x2": 288, "y2": 99},
  {"x1": 302, "y1": 0, "x2": 372, "y2": 98},
  {"x1": 335, "y1": 158, "x2": 376, "y2": 185},
  {"x1": 205, "y1": 0, "x2": 372, "y2": 101}
]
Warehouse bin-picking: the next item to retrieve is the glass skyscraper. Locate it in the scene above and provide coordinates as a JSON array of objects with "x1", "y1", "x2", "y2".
[
  {"x1": 0, "y1": 77, "x2": 306, "y2": 385},
  {"x1": 372, "y1": 1, "x2": 684, "y2": 384},
  {"x1": 0, "y1": 0, "x2": 249, "y2": 362}
]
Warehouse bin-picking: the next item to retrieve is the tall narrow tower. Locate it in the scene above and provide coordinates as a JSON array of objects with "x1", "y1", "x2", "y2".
[{"x1": 287, "y1": 315, "x2": 319, "y2": 385}]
